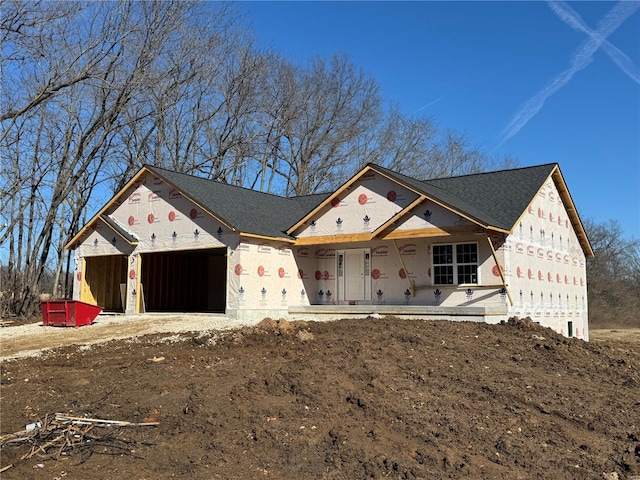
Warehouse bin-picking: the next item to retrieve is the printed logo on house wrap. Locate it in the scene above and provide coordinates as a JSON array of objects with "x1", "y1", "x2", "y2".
[
  {"x1": 190, "y1": 208, "x2": 198, "y2": 219},
  {"x1": 358, "y1": 194, "x2": 368, "y2": 205},
  {"x1": 234, "y1": 264, "x2": 243, "y2": 276},
  {"x1": 128, "y1": 216, "x2": 136, "y2": 226},
  {"x1": 371, "y1": 245, "x2": 389, "y2": 256},
  {"x1": 297, "y1": 247, "x2": 309, "y2": 258},
  {"x1": 128, "y1": 193, "x2": 141, "y2": 204},
  {"x1": 398, "y1": 243, "x2": 417, "y2": 255},
  {"x1": 257, "y1": 266, "x2": 265, "y2": 277},
  {"x1": 258, "y1": 243, "x2": 272, "y2": 254},
  {"x1": 148, "y1": 190, "x2": 161, "y2": 202},
  {"x1": 168, "y1": 211, "x2": 176, "y2": 222},
  {"x1": 278, "y1": 244, "x2": 292, "y2": 256}
]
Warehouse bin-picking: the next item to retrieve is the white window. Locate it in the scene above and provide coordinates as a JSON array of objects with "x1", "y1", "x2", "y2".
[{"x1": 433, "y1": 243, "x2": 478, "y2": 285}]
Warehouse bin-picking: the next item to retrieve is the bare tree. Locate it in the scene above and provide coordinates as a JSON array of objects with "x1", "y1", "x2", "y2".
[
  {"x1": 584, "y1": 219, "x2": 640, "y2": 328},
  {"x1": 0, "y1": 1, "x2": 242, "y2": 316},
  {"x1": 255, "y1": 54, "x2": 382, "y2": 196},
  {"x1": 0, "y1": 1, "x2": 523, "y2": 317}
]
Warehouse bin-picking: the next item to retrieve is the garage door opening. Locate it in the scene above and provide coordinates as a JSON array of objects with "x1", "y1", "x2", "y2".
[
  {"x1": 82, "y1": 255, "x2": 128, "y2": 312},
  {"x1": 140, "y1": 248, "x2": 226, "y2": 313}
]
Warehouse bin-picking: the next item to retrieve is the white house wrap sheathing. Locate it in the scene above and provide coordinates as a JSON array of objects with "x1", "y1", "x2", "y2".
[
  {"x1": 504, "y1": 178, "x2": 589, "y2": 339},
  {"x1": 71, "y1": 164, "x2": 590, "y2": 340},
  {"x1": 74, "y1": 172, "x2": 231, "y2": 314}
]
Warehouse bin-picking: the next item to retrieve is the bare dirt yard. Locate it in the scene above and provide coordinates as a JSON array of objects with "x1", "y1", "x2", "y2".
[{"x1": 1, "y1": 316, "x2": 638, "y2": 479}]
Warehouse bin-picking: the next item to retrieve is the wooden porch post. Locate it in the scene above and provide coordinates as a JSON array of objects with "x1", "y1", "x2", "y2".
[{"x1": 486, "y1": 235, "x2": 513, "y2": 306}]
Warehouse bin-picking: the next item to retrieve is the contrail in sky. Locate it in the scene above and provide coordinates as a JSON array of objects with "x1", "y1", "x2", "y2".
[
  {"x1": 498, "y1": 1, "x2": 640, "y2": 147},
  {"x1": 412, "y1": 96, "x2": 444, "y2": 115},
  {"x1": 548, "y1": 1, "x2": 640, "y2": 84}
]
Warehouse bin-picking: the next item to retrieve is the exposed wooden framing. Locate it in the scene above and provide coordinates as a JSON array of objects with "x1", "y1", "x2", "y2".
[
  {"x1": 240, "y1": 232, "x2": 296, "y2": 243},
  {"x1": 382, "y1": 225, "x2": 485, "y2": 240},
  {"x1": 80, "y1": 257, "x2": 95, "y2": 305},
  {"x1": 294, "y1": 232, "x2": 373, "y2": 246},
  {"x1": 392, "y1": 239, "x2": 415, "y2": 296},
  {"x1": 132, "y1": 248, "x2": 226, "y2": 313},
  {"x1": 287, "y1": 165, "x2": 376, "y2": 235},
  {"x1": 371, "y1": 195, "x2": 426, "y2": 237},
  {"x1": 486, "y1": 235, "x2": 513, "y2": 306}
]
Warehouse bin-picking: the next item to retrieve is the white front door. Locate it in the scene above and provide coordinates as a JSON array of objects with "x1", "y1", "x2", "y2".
[{"x1": 345, "y1": 250, "x2": 365, "y2": 300}]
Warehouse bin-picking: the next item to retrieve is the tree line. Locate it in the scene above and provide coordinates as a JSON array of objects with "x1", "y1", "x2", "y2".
[{"x1": 1, "y1": 1, "x2": 637, "y2": 325}]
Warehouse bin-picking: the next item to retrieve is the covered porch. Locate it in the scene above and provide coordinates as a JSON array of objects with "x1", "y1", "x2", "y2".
[{"x1": 288, "y1": 303, "x2": 509, "y2": 324}]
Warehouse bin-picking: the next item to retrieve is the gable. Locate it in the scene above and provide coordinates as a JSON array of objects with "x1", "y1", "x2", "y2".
[
  {"x1": 393, "y1": 199, "x2": 474, "y2": 232},
  {"x1": 424, "y1": 164, "x2": 557, "y2": 231},
  {"x1": 67, "y1": 162, "x2": 592, "y2": 259},
  {"x1": 105, "y1": 171, "x2": 231, "y2": 250},
  {"x1": 145, "y1": 166, "x2": 312, "y2": 241},
  {"x1": 76, "y1": 217, "x2": 136, "y2": 257},
  {"x1": 515, "y1": 175, "x2": 591, "y2": 260},
  {"x1": 292, "y1": 171, "x2": 419, "y2": 238}
]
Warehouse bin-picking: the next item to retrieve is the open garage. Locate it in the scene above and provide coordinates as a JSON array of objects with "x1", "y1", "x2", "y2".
[
  {"x1": 140, "y1": 248, "x2": 227, "y2": 313},
  {"x1": 82, "y1": 255, "x2": 128, "y2": 312}
]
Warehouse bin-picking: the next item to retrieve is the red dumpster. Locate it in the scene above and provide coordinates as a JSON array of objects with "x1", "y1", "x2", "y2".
[{"x1": 41, "y1": 300, "x2": 103, "y2": 327}]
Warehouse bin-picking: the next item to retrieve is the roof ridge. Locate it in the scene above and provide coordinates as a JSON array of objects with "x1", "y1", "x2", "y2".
[
  {"x1": 145, "y1": 164, "x2": 303, "y2": 201},
  {"x1": 422, "y1": 162, "x2": 558, "y2": 182}
]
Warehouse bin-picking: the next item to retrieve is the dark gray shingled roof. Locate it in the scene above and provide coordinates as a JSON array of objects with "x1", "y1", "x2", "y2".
[
  {"x1": 423, "y1": 163, "x2": 557, "y2": 231},
  {"x1": 370, "y1": 163, "x2": 557, "y2": 231},
  {"x1": 146, "y1": 163, "x2": 556, "y2": 238},
  {"x1": 146, "y1": 166, "x2": 330, "y2": 239}
]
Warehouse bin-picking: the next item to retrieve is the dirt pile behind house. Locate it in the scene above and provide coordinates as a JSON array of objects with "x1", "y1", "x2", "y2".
[{"x1": 1, "y1": 317, "x2": 638, "y2": 479}]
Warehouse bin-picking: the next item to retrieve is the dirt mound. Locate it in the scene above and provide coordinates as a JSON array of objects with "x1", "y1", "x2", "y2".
[{"x1": 1, "y1": 317, "x2": 638, "y2": 479}]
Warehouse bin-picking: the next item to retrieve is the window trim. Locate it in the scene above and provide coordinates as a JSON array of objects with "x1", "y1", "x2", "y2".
[{"x1": 432, "y1": 241, "x2": 480, "y2": 286}]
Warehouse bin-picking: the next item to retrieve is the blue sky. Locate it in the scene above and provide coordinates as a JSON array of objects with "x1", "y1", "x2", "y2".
[{"x1": 242, "y1": 1, "x2": 640, "y2": 240}]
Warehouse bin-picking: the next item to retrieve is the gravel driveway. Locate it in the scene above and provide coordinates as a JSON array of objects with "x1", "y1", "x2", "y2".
[{"x1": 0, "y1": 314, "x2": 246, "y2": 360}]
